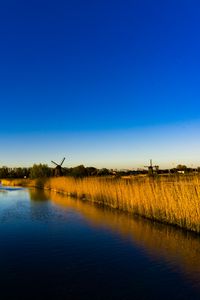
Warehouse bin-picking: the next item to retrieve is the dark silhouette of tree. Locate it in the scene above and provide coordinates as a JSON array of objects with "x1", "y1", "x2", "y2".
[
  {"x1": 86, "y1": 167, "x2": 98, "y2": 176},
  {"x1": 0, "y1": 167, "x2": 9, "y2": 178},
  {"x1": 97, "y1": 168, "x2": 110, "y2": 176},
  {"x1": 176, "y1": 164, "x2": 187, "y2": 171},
  {"x1": 30, "y1": 164, "x2": 51, "y2": 179},
  {"x1": 71, "y1": 165, "x2": 88, "y2": 178}
]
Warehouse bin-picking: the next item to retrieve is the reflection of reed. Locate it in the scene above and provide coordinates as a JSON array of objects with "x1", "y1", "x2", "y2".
[{"x1": 49, "y1": 190, "x2": 200, "y2": 288}]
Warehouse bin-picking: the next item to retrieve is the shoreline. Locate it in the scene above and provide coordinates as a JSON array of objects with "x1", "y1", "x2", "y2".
[{"x1": 2, "y1": 176, "x2": 200, "y2": 234}]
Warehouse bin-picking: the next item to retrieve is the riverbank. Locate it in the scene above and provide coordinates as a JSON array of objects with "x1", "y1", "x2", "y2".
[{"x1": 2, "y1": 175, "x2": 200, "y2": 233}]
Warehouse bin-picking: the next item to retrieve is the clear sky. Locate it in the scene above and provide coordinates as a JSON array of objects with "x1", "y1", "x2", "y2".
[{"x1": 0, "y1": 0, "x2": 200, "y2": 168}]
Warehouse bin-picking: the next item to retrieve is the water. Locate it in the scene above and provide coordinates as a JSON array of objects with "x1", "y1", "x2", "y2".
[{"x1": 0, "y1": 187, "x2": 200, "y2": 299}]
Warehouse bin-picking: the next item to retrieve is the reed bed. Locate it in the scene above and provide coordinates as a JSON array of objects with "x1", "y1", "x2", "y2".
[{"x1": 2, "y1": 175, "x2": 200, "y2": 233}]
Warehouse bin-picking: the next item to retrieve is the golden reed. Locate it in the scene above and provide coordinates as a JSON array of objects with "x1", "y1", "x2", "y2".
[{"x1": 2, "y1": 175, "x2": 200, "y2": 233}]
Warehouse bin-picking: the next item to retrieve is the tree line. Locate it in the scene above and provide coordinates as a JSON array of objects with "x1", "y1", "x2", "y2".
[
  {"x1": 0, "y1": 164, "x2": 112, "y2": 179},
  {"x1": 0, "y1": 164, "x2": 200, "y2": 179}
]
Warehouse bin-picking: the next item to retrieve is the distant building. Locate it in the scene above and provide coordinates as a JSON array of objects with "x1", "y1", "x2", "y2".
[{"x1": 177, "y1": 170, "x2": 185, "y2": 174}]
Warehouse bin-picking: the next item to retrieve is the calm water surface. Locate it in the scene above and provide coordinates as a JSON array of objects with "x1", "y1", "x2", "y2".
[{"x1": 0, "y1": 186, "x2": 200, "y2": 299}]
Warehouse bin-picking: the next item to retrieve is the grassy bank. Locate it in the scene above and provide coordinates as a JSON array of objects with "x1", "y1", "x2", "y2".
[{"x1": 2, "y1": 175, "x2": 200, "y2": 233}]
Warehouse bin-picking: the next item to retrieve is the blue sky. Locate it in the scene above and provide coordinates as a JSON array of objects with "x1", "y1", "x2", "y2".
[{"x1": 1, "y1": 1, "x2": 200, "y2": 168}]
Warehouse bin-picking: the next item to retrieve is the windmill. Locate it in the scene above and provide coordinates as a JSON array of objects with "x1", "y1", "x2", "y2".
[
  {"x1": 51, "y1": 157, "x2": 67, "y2": 177},
  {"x1": 144, "y1": 159, "x2": 159, "y2": 176}
]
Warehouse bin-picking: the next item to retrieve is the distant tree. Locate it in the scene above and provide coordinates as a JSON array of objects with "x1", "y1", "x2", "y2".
[
  {"x1": 30, "y1": 164, "x2": 51, "y2": 179},
  {"x1": 0, "y1": 167, "x2": 9, "y2": 178},
  {"x1": 86, "y1": 167, "x2": 98, "y2": 176},
  {"x1": 170, "y1": 168, "x2": 177, "y2": 174},
  {"x1": 71, "y1": 165, "x2": 88, "y2": 178},
  {"x1": 97, "y1": 168, "x2": 110, "y2": 176},
  {"x1": 176, "y1": 164, "x2": 187, "y2": 171},
  {"x1": 13, "y1": 167, "x2": 30, "y2": 178}
]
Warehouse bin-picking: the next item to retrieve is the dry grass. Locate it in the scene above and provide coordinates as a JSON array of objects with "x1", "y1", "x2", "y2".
[{"x1": 2, "y1": 175, "x2": 200, "y2": 233}]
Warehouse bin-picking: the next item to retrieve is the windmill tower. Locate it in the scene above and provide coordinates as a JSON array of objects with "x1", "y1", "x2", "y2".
[
  {"x1": 51, "y1": 157, "x2": 66, "y2": 177},
  {"x1": 144, "y1": 159, "x2": 159, "y2": 176}
]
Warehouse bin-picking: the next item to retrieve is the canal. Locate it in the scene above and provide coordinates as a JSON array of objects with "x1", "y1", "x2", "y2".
[{"x1": 0, "y1": 186, "x2": 200, "y2": 299}]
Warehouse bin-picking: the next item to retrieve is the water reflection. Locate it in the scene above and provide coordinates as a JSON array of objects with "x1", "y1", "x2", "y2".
[
  {"x1": 1, "y1": 187, "x2": 200, "y2": 299},
  {"x1": 29, "y1": 188, "x2": 50, "y2": 202},
  {"x1": 29, "y1": 189, "x2": 56, "y2": 223},
  {"x1": 41, "y1": 190, "x2": 200, "y2": 290}
]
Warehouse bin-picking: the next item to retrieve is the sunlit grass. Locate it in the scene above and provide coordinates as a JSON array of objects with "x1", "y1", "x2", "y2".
[{"x1": 2, "y1": 175, "x2": 200, "y2": 233}]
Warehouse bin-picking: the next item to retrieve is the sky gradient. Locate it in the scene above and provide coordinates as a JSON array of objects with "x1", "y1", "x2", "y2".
[{"x1": 1, "y1": 1, "x2": 200, "y2": 168}]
